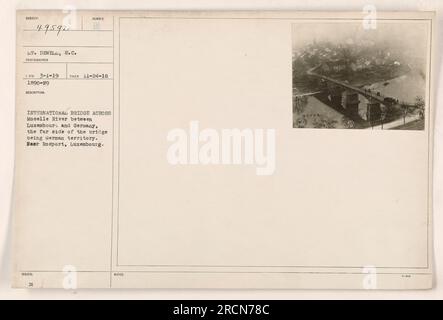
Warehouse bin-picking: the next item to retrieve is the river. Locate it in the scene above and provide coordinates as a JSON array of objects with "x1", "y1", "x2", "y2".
[{"x1": 363, "y1": 69, "x2": 426, "y2": 104}]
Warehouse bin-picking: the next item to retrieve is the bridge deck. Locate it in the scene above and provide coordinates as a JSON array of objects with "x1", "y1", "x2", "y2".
[
  {"x1": 300, "y1": 66, "x2": 417, "y2": 109},
  {"x1": 307, "y1": 70, "x2": 386, "y2": 104}
]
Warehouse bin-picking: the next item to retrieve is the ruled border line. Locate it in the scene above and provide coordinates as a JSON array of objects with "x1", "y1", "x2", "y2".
[{"x1": 112, "y1": 16, "x2": 433, "y2": 272}]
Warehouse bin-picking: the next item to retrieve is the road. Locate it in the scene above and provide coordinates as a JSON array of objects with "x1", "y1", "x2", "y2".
[{"x1": 370, "y1": 114, "x2": 422, "y2": 130}]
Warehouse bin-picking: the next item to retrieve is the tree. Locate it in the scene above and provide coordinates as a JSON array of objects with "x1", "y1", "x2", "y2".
[
  {"x1": 294, "y1": 116, "x2": 307, "y2": 128},
  {"x1": 341, "y1": 116, "x2": 355, "y2": 129},
  {"x1": 293, "y1": 95, "x2": 308, "y2": 114},
  {"x1": 414, "y1": 95, "x2": 425, "y2": 119}
]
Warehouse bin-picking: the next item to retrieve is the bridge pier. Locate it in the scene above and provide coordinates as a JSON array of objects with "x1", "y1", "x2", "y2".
[
  {"x1": 367, "y1": 100, "x2": 382, "y2": 123},
  {"x1": 343, "y1": 90, "x2": 360, "y2": 118},
  {"x1": 328, "y1": 86, "x2": 344, "y2": 108},
  {"x1": 311, "y1": 73, "x2": 393, "y2": 127}
]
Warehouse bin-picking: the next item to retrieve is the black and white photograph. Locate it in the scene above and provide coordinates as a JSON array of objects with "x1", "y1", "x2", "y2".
[{"x1": 292, "y1": 21, "x2": 429, "y2": 130}]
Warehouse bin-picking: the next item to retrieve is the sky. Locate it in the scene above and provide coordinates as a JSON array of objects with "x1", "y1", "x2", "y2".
[{"x1": 292, "y1": 21, "x2": 429, "y2": 59}]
